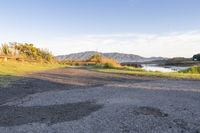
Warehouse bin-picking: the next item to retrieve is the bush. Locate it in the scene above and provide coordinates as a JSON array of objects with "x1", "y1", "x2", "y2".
[
  {"x1": 193, "y1": 54, "x2": 200, "y2": 61},
  {"x1": 94, "y1": 63, "x2": 105, "y2": 68},
  {"x1": 181, "y1": 66, "x2": 200, "y2": 74},
  {"x1": 88, "y1": 54, "x2": 121, "y2": 68},
  {"x1": 88, "y1": 54, "x2": 103, "y2": 63},
  {"x1": 14, "y1": 43, "x2": 54, "y2": 62},
  {"x1": 38, "y1": 49, "x2": 54, "y2": 62},
  {"x1": 75, "y1": 62, "x2": 80, "y2": 66},
  {"x1": 0, "y1": 42, "x2": 55, "y2": 63},
  {"x1": 103, "y1": 63, "x2": 115, "y2": 69},
  {"x1": 1, "y1": 44, "x2": 10, "y2": 55}
]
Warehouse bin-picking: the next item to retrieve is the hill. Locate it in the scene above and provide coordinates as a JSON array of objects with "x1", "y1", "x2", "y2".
[{"x1": 56, "y1": 51, "x2": 165, "y2": 63}]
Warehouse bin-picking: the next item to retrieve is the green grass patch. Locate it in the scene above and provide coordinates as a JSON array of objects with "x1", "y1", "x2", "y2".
[
  {"x1": 180, "y1": 66, "x2": 200, "y2": 74},
  {"x1": 118, "y1": 66, "x2": 144, "y2": 71},
  {"x1": 0, "y1": 60, "x2": 64, "y2": 76},
  {"x1": 90, "y1": 63, "x2": 144, "y2": 71},
  {"x1": 94, "y1": 68, "x2": 200, "y2": 80},
  {"x1": 0, "y1": 60, "x2": 65, "y2": 87}
]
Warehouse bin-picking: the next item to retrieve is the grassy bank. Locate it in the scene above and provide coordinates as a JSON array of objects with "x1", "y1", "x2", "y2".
[
  {"x1": 94, "y1": 67, "x2": 200, "y2": 80},
  {"x1": 0, "y1": 61, "x2": 64, "y2": 75},
  {"x1": 0, "y1": 61, "x2": 64, "y2": 87},
  {"x1": 181, "y1": 66, "x2": 200, "y2": 74}
]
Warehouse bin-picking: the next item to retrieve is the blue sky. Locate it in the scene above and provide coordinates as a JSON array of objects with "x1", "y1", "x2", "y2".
[{"x1": 0, "y1": 0, "x2": 200, "y2": 57}]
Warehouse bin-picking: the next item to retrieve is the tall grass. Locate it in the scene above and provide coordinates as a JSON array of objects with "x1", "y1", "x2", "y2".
[
  {"x1": 180, "y1": 66, "x2": 200, "y2": 74},
  {"x1": 87, "y1": 54, "x2": 121, "y2": 68},
  {"x1": 94, "y1": 67, "x2": 200, "y2": 80},
  {"x1": 1, "y1": 44, "x2": 10, "y2": 55}
]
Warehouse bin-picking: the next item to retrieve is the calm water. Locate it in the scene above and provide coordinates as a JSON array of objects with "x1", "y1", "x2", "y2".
[{"x1": 142, "y1": 64, "x2": 190, "y2": 72}]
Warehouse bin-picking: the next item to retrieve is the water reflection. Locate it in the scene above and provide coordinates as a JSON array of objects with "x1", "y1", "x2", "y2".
[{"x1": 142, "y1": 64, "x2": 189, "y2": 72}]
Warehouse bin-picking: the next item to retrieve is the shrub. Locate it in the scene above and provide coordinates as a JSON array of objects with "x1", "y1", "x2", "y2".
[
  {"x1": 0, "y1": 42, "x2": 55, "y2": 63},
  {"x1": 104, "y1": 63, "x2": 115, "y2": 69},
  {"x1": 94, "y1": 63, "x2": 105, "y2": 68},
  {"x1": 181, "y1": 66, "x2": 200, "y2": 74},
  {"x1": 88, "y1": 54, "x2": 102, "y2": 63},
  {"x1": 193, "y1": 54, "x2": 200, "y2": 61},
  {"x1": 38, "y1": 49, "x2": 54, "y2": 62},
  {"x1": 1, "y1": 43, "x2": 11, "y2": 61},
  {"x1": 14, "y1": 43, "x2": 54, "y2": 62},
  {"x1": 1, "y1": 44, "x2": 10, "y2": 55},
  {"x1": 88, "y1": 54, "x2": 121, "y2": 68}
]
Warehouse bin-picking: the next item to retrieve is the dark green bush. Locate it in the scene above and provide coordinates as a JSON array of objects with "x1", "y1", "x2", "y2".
[
  {"x1": 193, "y1": 54, "x2": 200, "y2": 61},
  {"x1": 103, "y1": 63, "x2": 115, "y2": 69},
  {"x1": 14, "y1": 43, "x2": 54, "y2": 62},
  {"x1": 181, "y1": 66, "x2": 200, "y2": 74}
]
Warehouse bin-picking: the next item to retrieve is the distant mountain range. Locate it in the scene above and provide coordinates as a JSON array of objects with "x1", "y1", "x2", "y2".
[{"x1": 56, "y1": 51, "x2": 166, "y2": 63}]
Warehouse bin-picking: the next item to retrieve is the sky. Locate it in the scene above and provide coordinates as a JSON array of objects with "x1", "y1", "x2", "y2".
[{"x1": 0, "y1": 0, "x2": 200, "y2": 57}]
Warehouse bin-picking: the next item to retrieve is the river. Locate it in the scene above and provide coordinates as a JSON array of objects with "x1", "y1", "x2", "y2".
[{"x1": 142, "y1": 64, "x2": 190, "y2": 72}]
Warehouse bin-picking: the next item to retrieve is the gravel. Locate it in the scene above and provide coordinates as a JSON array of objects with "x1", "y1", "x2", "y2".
[{"x1": 0, "y1": 68, "x2": 200, "y2": 133}]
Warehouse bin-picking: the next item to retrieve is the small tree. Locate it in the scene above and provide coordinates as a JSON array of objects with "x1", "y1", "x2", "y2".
[
  {"x1": 39, "y1": 49, "x2": 54, "y2": 62},
  {"x1": 9, "y1": 42, "x2": 19, "y2": 56},
  {"x1": 1, "y1": 43, "x2": 10, "y2": 61},
  {"x1": 0, "y1": 42, "x2": 55, "y2": 63}
]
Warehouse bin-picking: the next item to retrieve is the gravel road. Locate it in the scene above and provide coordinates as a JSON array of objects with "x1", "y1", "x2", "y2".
[{"x1": 0, "y1": 68, "x2": 200, "y2": 133}]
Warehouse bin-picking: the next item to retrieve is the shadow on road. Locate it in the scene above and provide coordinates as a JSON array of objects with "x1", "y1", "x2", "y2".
[
  {"x1": 0, "y1": 101, "x2": 103, "y2": 127},
  {"x1": 0, "y1": 77, "x2": 104, "y2": 107},
  {"x1": 0, "y1": 68, "x2": 151, "y2": 105},
  {"x1": 0, "y1": 75, "x2": 85, "y2": 105}
]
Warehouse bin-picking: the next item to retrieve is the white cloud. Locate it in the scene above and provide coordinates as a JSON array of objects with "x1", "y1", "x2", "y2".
[
  {"x1": 1, "y1": 31, "x2": 200, "y2": 57},
  {"x1": 38, "y1": 31, "x2": 200, "y2": 57}
]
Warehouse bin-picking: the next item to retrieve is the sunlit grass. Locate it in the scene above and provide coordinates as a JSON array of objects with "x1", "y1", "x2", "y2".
[
  {"x1": 94, "y1": 68, "x2": 200, "y2": 80},
  {"x1": 0, "y1": 60, "x2": 65, "y2": 87},
  {"x1": 181, "y1": 66, "x2": 200, "y2": 74},
  {"x1": 0, "y1": 60, "x2": 64, "y2": 75}
]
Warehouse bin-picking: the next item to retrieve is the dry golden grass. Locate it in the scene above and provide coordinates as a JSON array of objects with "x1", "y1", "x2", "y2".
[
  {"x1": 88, "y1": 54, "x2": 121, "y2": 68},
  {"x1": 62, "y1": 54, "x2": 121, "y2": 68}
]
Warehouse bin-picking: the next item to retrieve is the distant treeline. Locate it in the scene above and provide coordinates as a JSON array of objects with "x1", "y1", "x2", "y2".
[{"x1": 0, "y1": 42, "x2": 54, "y2": 63}]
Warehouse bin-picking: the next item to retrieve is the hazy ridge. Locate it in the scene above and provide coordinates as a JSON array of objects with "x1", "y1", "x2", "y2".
[{"x1": 56, "y1": 51, "x2": 165, "y2": 63}]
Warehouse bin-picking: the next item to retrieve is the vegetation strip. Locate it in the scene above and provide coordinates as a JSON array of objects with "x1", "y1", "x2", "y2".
[
  {"x1": 0, "y1": 43, "x2": 65, "y2": 87},
  {"x1": 0, "y1": 61, "x2": 64, "y2": 87},
  {"x1": 94, "y1": 68, "x2": 200, "y2": 80}
]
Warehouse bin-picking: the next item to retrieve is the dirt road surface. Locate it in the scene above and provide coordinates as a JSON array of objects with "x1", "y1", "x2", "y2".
[{"x1": 0, "y1": 68, "x2": 200, "y2": 133}]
